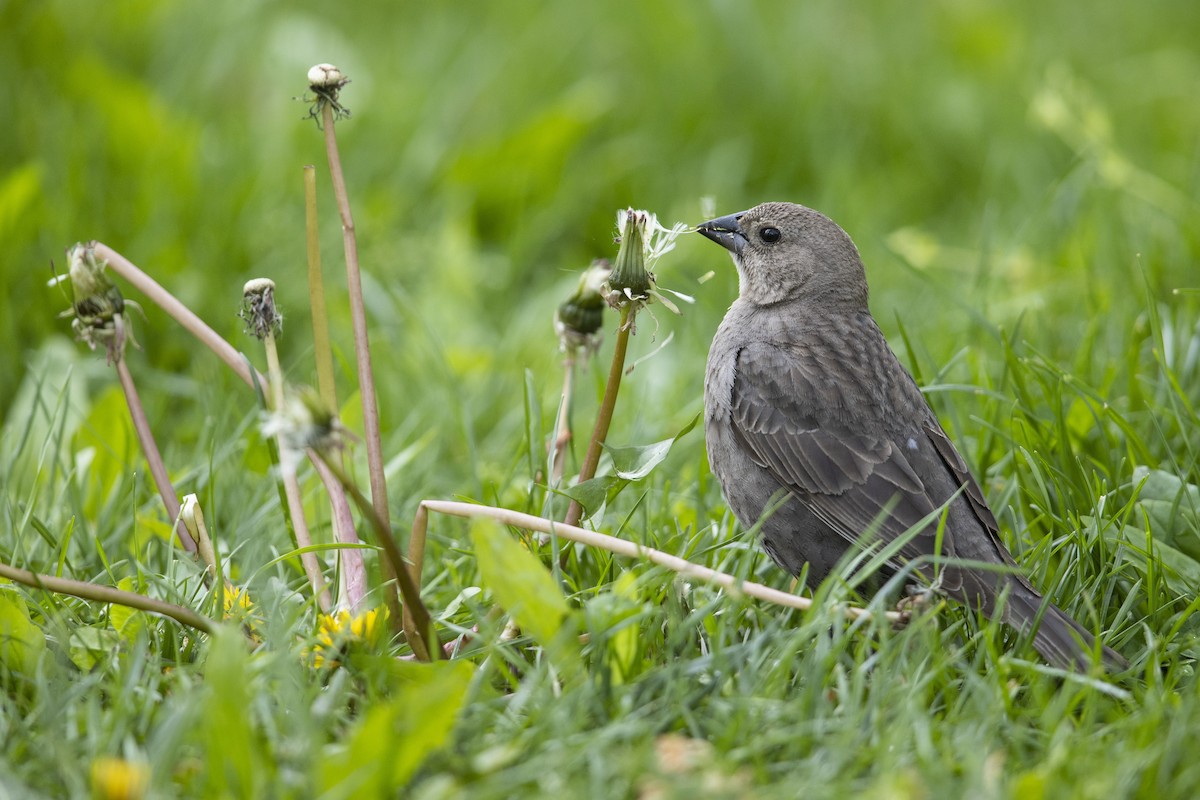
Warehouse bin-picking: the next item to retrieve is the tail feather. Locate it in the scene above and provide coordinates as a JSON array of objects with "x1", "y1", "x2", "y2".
[{"x1": 1004, "y1": 588, "x2": 1126, "y2": 672}]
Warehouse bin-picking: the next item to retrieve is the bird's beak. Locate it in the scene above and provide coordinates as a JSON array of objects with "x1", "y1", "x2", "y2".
[{"x1": 696, "y1": 212, "x2": 749, "y2": 256}]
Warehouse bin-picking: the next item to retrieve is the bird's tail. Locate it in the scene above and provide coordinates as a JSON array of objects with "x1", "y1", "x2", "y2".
[{"x1": 1003, "y1": 588, "x2": 1126, "y2": 672}]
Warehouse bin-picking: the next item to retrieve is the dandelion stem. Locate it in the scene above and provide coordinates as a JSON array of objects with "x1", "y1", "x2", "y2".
[
  {"x1": 260, "y1": 328, "x2": 332, "y2": 613},
  {"x1": 312, "y1": 454, "x2": 368, "y2": 612},
  {"x1": 114, "y1": 343, "x2": 194, "y2": 553},
  {"x1": 422, "y1": 500, "x2": 900, "y2": 623},
  {"x1": 550, "y1": 354, "x2": 576, "y2": 488},
  {"x1": 279, "y1": 468, "x2": 332, "y2": 612},
  {"x1": 303, "y1": 165, "x2": 339, "y2": 414},
  {"x1": 93, "y1": 243, "x2": 264, "y2": 389},
  {"x1": 303, "y1": 168, "x2": 368, "y2": 611},
  {"x1": 0, "y1": 559, "x2": 217, "y2": 634},
  {"x1": 564, "y1": 305, "x2": 633, "y2": 526},
  {"x1": 320, "y1": 102, "x2": 400, "y2": 629},
  {"x1": 315, "y1": 451, "x2": 439, "y2": 661}
]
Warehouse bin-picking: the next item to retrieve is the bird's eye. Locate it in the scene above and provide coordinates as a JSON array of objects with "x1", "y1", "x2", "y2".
[{"x1": 759, "y1": 227, "x2": 781, "y2": 244}]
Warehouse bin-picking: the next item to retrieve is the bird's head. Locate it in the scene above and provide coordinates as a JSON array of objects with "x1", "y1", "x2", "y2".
[{"x1": 697, "y1": 202, "x2": 868, "y2": 309}]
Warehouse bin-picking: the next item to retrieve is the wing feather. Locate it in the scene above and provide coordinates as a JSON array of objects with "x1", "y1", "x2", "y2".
[{"x1": 729, "y1": 342, "x2": 961, "y2": 570}]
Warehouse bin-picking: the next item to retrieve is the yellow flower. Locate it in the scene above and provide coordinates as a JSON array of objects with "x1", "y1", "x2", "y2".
[
  {"x1": 221, "y1": 584, "x2": 262, "y2": 644},
  {"x1": 90, "y1": 757, "x2": 149, "y2": 800},
  {"x1": 308, "y1": 607, "x2": 382, "y2": 669}
]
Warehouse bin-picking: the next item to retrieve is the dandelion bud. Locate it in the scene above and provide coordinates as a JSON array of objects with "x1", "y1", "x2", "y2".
[
  {"x1": 600, "y1": 209, "x2": 689, "y2": 317},
  {"x1": 555, "y1": 259, "x2": 610, "y2": 353},
  {"x1": 605, "y1": 209, "x2": 653, "y2": 306}
]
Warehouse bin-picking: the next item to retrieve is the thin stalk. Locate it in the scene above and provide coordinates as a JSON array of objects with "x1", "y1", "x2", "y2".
[
  {"x1": 93, "y1": 244, "x2": 265, "y2": 389},
  {"x1": 564, "y1": 306, "x2": 633, "y2": 526},
  {"x1": 303, "y1": 165, "x2": 338, "y2": 413},
  {"x1": 114, "y1": 344, "x2": 194, "y2": 553},
  {"x1": 279, "y1": 472, "x2": 332, "y2": 612},
  {"x1": 316, "y1": 452, "x2": 439, "y2": 661},
  {"x1": 402, "y1": 501, "x2": 430, "y2": 640},
  {"x1": 422, "y1": 500, "x2": 901, "y2": 623},
  {"x1": 262, "y1": 329, "x2": 331, "y2": 613},
  {"x1": 550, "y1": 354, "x2": 576, "y2": 487},
  {"x1": 304, "y1": 165, "x2": 368, "y2": 613},
  {"x1": 312, "y1": 454, "x2": 368, "y2": 611},
  {"x1": 0, "y1": 559, "x2": 217, "y2": 633},
  {"x1": 320, "y1": 103, "x2": 400, "y2": 629}
]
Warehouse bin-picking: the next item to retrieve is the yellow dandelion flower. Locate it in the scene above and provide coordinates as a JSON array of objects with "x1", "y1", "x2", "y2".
[
  {"x1": 90, "y1": 757, "x2": 149, "y2": 800},
  {"x1": 222, "y1": 584, "x2": 255, "y2": 620},
  {"x1": 308, "y1": 607, "x2": 382, "y2": 669}
]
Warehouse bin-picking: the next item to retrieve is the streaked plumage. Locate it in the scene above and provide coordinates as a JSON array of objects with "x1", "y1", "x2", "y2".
[{"x1": 699, "y1": 202, "x2": 1123, "y2": 670}]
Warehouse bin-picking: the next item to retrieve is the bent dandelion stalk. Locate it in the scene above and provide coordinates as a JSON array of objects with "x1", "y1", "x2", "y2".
[{"x1": 58, "y1": 243, "x2": 194, "y2": 553}]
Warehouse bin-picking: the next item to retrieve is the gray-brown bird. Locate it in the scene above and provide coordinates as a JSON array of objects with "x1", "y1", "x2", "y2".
[{"x1": 698, "y1": 201, "x2": 1123, "y2": 670}]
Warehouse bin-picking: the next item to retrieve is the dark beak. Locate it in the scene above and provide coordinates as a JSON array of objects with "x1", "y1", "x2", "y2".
[{"x1": 696, "y1": 211, "x2": 749, "y2": 256}]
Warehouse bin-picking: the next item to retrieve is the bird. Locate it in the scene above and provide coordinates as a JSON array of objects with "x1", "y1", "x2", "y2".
[{"x1": 697, "y1": 201, "x2": 1124, "y2": 671}]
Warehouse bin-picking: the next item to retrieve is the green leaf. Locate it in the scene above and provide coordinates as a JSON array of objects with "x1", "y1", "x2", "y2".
[
  {"x1": 0, "y1": 591, "x2": 45, "y2": 679},
  {"x1": 605, "y1": 412, "x2": 699, "y2": 480},
  {"x1": 471, "y1": 518, "x2": 570, "y2": 646},
  {"x1": 317, "y1": 660, "x2": 474, "y2": 794},
  {"x1": 585, "y1": 571, "x2": 644, "y2": 684},
  {"x1": 559, "y1": 475, "x2": 618, "y2": 518},
  {"x1": 1134, "y1": 467, "x2": 1200, "y2": 504},
  {"x1": 1100, "y1": 520, "x2": 1200, "y2": 596},
  {"x1": 110, "y1": 576, "x2": 146, "y2": 642},
  {"x1": 73, "y1": 385, "x2": 136, "y2": 518},
  {"x1": 561, "y1": 414, "x2": 700, "y2": 521},
  {"x1": 67, "y1": 626, "x2": 121, "y2": 671},
  {"x1": 1132, "y1": 467, "x2": 1200, "y2": 560},
  {"x1": 201, "y1": 627, "x2": 273, "y2": 795}
]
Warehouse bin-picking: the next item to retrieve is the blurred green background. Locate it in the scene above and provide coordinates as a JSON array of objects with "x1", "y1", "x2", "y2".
[
  {"x1": 4, "y1": 2, "x2": 1200, "y2": 795},
  {"x1": 2, "y1": 0, "x2": 1198, "y2": 491}
]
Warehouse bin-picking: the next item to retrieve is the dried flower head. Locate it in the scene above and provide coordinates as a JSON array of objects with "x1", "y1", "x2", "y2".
[
  {"x1": 304, "y1": 62, "x2": 350, "y2": 124},
  {"x1": 58, "y1": 242, "x2": 140, "y2": 363},
  {"x1": 555, "y1": 259, "x2": 611, "y2": 354},
  {"x1": 307, "y1": 63, "x2": 347, "y2": 89},
  {"x1": 239, "y1": 278, "x2": 283, "y2": 340},
  {"x1": 260, "y1": 386, "x2": 346, "y2": 474},
  {"x1": 602, "y1": 209, "x2": 690, "y2": 320}
]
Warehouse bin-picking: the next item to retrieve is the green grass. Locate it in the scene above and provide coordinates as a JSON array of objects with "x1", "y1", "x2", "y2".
[{"x1": 3, "y1": 1, "x2": 1200, "y2": 797}]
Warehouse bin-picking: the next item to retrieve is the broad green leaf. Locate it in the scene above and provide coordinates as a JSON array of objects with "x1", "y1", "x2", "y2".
[
  {"x1": 1134, "y1": 466, "x2": 1200, "y2": 504},
  {"x1": 110, "y1": 576, "x2": 145, "y2": 642},
  {"x1": 1132, "y1": 467, "x2": 1200, "y2": 561},
  {"x1": 559, "y1": 475, "x2": 618, "y2": 518},
  {"x1": 0, "y1": 591, "x2": 45, "y2": 678},
  {"x1": 561, "y1": 414, "x2": 700, "y2": 521},
  {"x1": 471, "y1": 519, "x2": 569, "y2": 646},
  {"x1": 605, "y1": 412, "x2": 699, "y2": 480},
  {"x1": 1100, "y1": 521, "x2": 1200, "y2": 596},
  {"x1": 73, "y1": 385, "x2": 135, "y2": 518},
  {"x1": 317, "y1": 660, "x2": 473, "y2": 795},
  {"x1": 67, "y1": 626, "x2": 121, "y2": 671}
]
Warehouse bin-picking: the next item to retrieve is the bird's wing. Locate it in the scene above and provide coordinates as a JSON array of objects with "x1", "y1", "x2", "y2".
[{"x1": 728, "y1": 342, "x2": 965, "y2": 574}]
